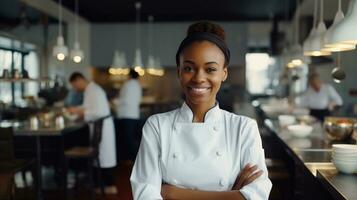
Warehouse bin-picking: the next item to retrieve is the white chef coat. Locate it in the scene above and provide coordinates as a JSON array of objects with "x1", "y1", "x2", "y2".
[
  {"x1": 298, "y1": 83, "x2": 343, "y2": 110},
  {"x1": 83, "y1": 82, "x2": 117, "y2": 168},
  {"x1": 130, "y1": 102, "x2": 272, "y2": 200},
  {"x1": 116, "y1": 79, "x2": 142, "y2": 119}
]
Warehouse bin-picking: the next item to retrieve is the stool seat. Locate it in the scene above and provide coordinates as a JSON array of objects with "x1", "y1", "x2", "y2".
[
  {"x1": 0, "y1": 159, "x2": 35, "y2": 173},
  {"x1": 65, "y1": 147, "x2": 95, "y2": 158}
]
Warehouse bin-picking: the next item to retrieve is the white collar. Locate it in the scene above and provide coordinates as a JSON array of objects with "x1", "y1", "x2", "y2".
[{"x1": 178, "y1": 102, "x2": 221, "y2": 123}]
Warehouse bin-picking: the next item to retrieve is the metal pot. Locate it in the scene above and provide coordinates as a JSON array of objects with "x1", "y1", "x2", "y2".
[{"x1": 323, "y1": 117, "x2": 356, "y2": 141}]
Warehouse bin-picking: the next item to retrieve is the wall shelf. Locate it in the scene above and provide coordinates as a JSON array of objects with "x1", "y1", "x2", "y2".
[{"x1": 0, "y1": 78, "x2": 51, "y2": 83}]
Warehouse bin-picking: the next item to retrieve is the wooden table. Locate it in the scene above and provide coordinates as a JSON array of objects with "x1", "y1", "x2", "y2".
[{"x1": 0, "y1": 119, "x2": 86, "y2": 200}]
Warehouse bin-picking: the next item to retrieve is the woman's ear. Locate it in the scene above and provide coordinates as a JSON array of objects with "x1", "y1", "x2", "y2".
[{"x1": 222, "y1": 67, "x2": 228, "y2": 82}]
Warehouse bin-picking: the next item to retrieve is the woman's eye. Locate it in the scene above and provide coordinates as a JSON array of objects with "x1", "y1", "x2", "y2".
[
  {"x1": 206, "y1": 67, "x2": 217, "y2": 73},
  {"x1": 183, "y1": 66, "x2": 193, "y2": 72}
]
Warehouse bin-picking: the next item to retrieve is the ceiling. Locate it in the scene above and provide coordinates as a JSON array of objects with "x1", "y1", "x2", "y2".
[
  {"x1": 56, "y1": 0, "x2": 297, "y2": 22},
  {"x1": 0, "y1": 0, "x2": 57, "y2": 29}
]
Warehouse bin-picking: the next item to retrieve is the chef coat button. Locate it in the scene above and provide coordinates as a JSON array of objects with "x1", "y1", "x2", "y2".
[
  {"x1": 216, "y1": 151, "x2": 222, "y2": 157},
  {"x1": 172, "y1": 179, "x2": 179, "y2": 185},
  {"x1": 213, "y1": 126, "x2": 219, "y2": 132},
  {"x1": 219, "y1": 179, "x2": 226, "y2": 187},
  {"x1": 173, "y1": 153, "x2": 179, "y2": 158}
]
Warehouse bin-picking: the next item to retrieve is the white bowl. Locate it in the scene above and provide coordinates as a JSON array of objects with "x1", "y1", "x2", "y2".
[
  {"x1": 332, "y1": 156, "x2": 357, "y2": 162},
  {"x1": 287, "y1": 124, "x2": 313, "y2": 138},
  {"x1": 332, "y1": 159, "x2": 357, "y2": 174},
  {"x1": 278, "y1": 115, "x2": 296, "y2": 127},
  {"x1": 332, "y1": 153, "x2": 357, "y2": 159},
  {"x1": 332, "y1": 144, "x2": 357, "y2": 153},
  {"x1": 63, "y1": 113, "x2": 79, "y2": 121}
]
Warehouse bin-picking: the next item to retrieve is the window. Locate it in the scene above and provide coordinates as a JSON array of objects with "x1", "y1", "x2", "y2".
[
  {"x1": 245, "y1": 53, "x2": 275, "y2": 95},
  {"x1": 0, "y1": 36, "x2": 40, "y2": 106}
]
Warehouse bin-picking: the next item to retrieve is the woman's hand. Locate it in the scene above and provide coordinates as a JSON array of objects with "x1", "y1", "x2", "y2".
[
  {"x1": 161, "y1": 184, "x2": 176, "y2": 200},
  {"x1": 232, "y1": 164, "x2": 263, "y2": 190}
]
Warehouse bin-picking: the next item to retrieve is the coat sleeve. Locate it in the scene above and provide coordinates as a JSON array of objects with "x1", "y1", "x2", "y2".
[
  {"x1": 239, "y1": 120, "x2": 272, "y2": 200},
  {"x1": 130, "y1": 116, "x2": 163, "y2": 200},
  {"x1": 327, "y1": 84, "x2": 343, "y2": 106}
]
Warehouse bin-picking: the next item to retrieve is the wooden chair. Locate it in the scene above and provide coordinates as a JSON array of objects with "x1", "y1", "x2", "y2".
[
  {"x1": 62, "y1": 115, "x2": 112, "y2": 200},
  {"x1": 0, "y1": 127, "x2": 36, "y2": 197},
  {"x1": 0, "y1": 173, "x2": 15, "y2": 200}
]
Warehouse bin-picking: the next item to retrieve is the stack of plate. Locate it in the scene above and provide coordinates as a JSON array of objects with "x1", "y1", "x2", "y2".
[{"x1": 332, "y1": 144, "x2": 357, "y2": 174}]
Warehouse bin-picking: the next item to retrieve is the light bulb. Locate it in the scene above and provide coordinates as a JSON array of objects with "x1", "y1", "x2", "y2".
[
  {"x1": 292, "y1": 59, "x2": 303, "y2": 66},
  {"x1": 73, "y1": 55, "x2": 82, "y2": 63},
  {"x1": 57, "y1": 53, "x2": 65, "y2": 61}
]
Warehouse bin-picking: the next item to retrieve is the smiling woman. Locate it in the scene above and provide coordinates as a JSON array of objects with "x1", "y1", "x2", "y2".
[{"x1": 130, "y1": 21, "x2": 272, "y2": 200}]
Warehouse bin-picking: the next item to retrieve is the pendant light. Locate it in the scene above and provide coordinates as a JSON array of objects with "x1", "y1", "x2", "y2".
[
  {"x1": 303, "y1": 0, "x2": 331, "y2": 56},
  {"x1": 322, "y1": 0, "x2": 356, "y2": 52},
  {"x1": 308, "y1": 0, "x2": 331, "y2": 54},
  {"x1": 70, "y1": 0, "x2": 84, "y2": 63},
  {"x1": 132, "y1": 2, "x2": 145, "y2": 76},
  {"x1": 325, "y1": 0, "x2": 357, "y2": 50},
  {"x1": 146, "y1": 15, "x2": 156, "y2": 74},
  {"x1": 53, "y1": 0, "x2": 68, "y2": 61},
  {"x1": 289, "y1": 0, "x2": 310, "y2": 67},
  {"x1": 146, "y1": 16, "x2": 165, "y2": 76}
]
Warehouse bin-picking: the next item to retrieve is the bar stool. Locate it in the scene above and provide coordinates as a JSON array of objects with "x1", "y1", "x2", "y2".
[
  {"x1": 0, "y1": 127, "x2": 36, "y2": 197},
  {"x1": 0, "y1": 173, "x2": 15, "y2": 200},
  {"x1": 62, "y1": 115, "x2": 111, "y2": 200}
]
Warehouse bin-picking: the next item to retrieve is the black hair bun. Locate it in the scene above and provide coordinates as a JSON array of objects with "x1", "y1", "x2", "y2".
[{"x1": 187, "y1": 21, "x2": 226, "y2": 41}]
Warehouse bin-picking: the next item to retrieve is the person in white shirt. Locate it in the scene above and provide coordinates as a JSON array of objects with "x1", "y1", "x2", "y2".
[
  {"x1": 116, "y1": 69, "x2": 142, "y2": 161},
  {"x1": 298, "y1": 73, "x2": 343, "y2": 121},
  {"x1": 130, "y1": 21, "x2": 272, "y2": 200},
  {"x1": 67, "y1": 72, "x2": 117, "y2": 194}
]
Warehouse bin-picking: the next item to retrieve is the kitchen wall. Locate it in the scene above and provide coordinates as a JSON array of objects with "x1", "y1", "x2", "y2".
[
  {"x1": 314, "y1": 51, "x2": 357, "y2": 115},
  {"x1": 90, "y1": 22, "x2": 250, "y2": 67}
]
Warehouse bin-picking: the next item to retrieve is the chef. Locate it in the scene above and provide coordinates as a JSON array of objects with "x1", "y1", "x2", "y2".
[
  {"x1": 115, "y1": 68, "x2": 142, "y2": 162},
  {"x1": 67, "y1": 72, "x2": 117, "y2": 194},
  {"x1": 297, "y1": 73, "x2": 343, "y2": 121},
  {"x1": 130, "y1": 22, "x2": 271, "y2": 200}
]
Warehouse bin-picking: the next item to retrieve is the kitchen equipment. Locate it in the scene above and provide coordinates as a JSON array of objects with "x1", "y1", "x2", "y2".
[
  {"x1": 55, "y1": 115, "x2": 65, "y2": 128},
  {"x1": 2, "y1": 69, "x2": 10, "y2": 78},
  {"x1": 12, "y1": 69, "x2": 21, "y2": 79},
  {"x1": 324, "y1": 117, "x2": 356, "y2": 140},
  {"x1": 297, "y1": 115, "x2": 317, "y2": 125},
  {"x1": 332, "y1": 160, "x2": 357, "y2": 174},
  {"x1": 278, "y1": 115, "x2": 296, "y2": 127},
  {"x1": 332, "y1": 144, "x2": 357, "y2": 174},
  {"x1": 29, "y1": 116, "x2": 39, "y2": 130},
  {"x1": 287, "y1": 124, "x2": 313, "y2": 138},
  {"x1": 331, "y1": 52, "x2": 346, "y2": 83}
]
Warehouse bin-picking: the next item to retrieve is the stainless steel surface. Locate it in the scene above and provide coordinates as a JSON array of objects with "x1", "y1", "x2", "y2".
[
  {"x1": 0, "y1": 118, "x2": 85, "y2": 136},
  {"x1": 260, "y1": 98, "x2": 357, "y2": 200},
  {"x1": 324, "y1": 117, "x2": 355, "y2": 141},
  {"x1": 317, "y1": 169, "x2": 357, "y2": 200}
]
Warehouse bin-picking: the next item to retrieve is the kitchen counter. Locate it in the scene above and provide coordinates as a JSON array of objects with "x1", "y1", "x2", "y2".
[
  {"x1": 317, "y1": 169, "x2": 357, "y2": 200},
  {"x1": 257, "y1": 99, "x2": 357, "y2": 200}
]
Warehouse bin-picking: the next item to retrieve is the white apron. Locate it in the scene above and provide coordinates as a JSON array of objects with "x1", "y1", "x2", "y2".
[
  {"x1": 162, "y1": 111, "x2": 232, "y2": 191},
  {"x1": 83, "y1": 82, "x2": 117, "y2": 168}
]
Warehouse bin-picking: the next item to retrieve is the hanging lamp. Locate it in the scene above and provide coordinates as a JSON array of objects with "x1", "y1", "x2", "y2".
[
  {"x1": 289, "y1": 0, "x2": 310, "y2": 67},
  {"x1": 70, "y1": 0, "x2": 84, "y2": 63},
  {"x1": 146, "y1": 15, "x2": 156, "y2": 75},
  {"x1": 53, "y1": 0, "x2": 68, "y2": 61},
  {"x1": 324, "y1": 0, "x2": 357, "y2": 51},
  {"x1": 307, "y1": 0, "x2": 333, "y2": 54},
  {"x1": 132, "y1": 2, "x2": 145, "y2": 76},
  {"x1": 303, "y1": 0, "x2": 331, "y2": 56},
  {"x1": 322, "y1": 0, "x2": 355, "y2": 52}
]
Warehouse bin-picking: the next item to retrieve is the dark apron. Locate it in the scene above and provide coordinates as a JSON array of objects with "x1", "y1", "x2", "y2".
[{"x1": 309, "y1": 109, "x2": 330, "y2": 122}]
